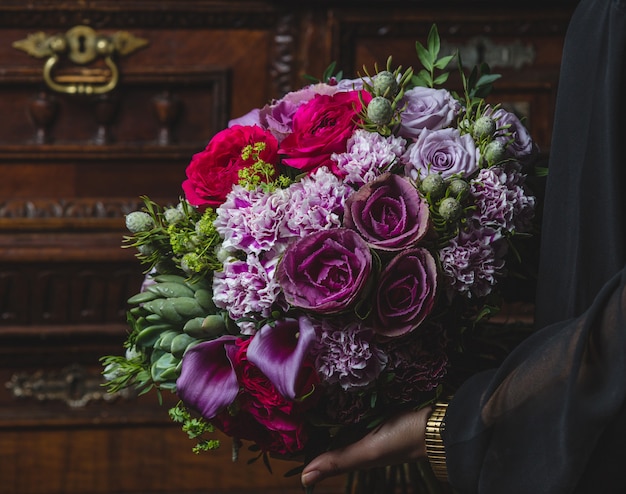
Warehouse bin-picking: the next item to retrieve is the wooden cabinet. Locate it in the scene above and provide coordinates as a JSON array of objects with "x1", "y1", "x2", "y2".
[{"x1": 0, "y1": 2, "x2": 574, "y2": 493}]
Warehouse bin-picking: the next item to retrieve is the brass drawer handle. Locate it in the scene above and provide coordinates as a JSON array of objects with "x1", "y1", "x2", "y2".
[{"x1": 13, "y1": 25, "x2": 148, "y2": 95}]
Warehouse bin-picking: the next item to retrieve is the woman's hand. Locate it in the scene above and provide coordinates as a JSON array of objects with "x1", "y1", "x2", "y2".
[{"x1": 301, "y1": 406, "x2": 432, "y2": 488}]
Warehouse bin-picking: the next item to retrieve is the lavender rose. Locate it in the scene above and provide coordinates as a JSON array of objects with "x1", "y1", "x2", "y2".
[
  {"x1": 276, "y1": 228, "x2": 372, "y2": 313},
  {"x1": 399, "y1": 87, "x2": 460, "y2": 140},
  {"x1": 343, "y1": 172, "x2": 430, "y2": 251},
  {"x1": 403, "y1": 128, "x2": 479, "y2": 180},
  {"x1": 486, "y1": 107, "x2": 538, "y2": 163},
  {"x1": 374, "y1": 248, "x2": 438, "y2": 338}
]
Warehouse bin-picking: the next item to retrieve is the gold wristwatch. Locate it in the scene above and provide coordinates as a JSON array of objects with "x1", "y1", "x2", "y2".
[{"x1": 425, "y1": 400, "x2": 449, "y2": 482}]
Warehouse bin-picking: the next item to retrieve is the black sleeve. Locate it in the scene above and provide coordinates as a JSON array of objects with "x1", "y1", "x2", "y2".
[
  {"x1": 442, "y1": 266, "x2": 626, "y2": 493},
  {"x1": 534, "y1": 0, "x2": 626, "y2": 328}
]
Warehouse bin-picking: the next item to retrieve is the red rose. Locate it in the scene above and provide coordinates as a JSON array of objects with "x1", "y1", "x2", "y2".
[
  {"x1": 182, "y1": 125, "x2": 279, "y2": 208},
  {"x1": 279, "y1": 90, "x2": 370, "y2": 175},
  {"x1": 225, "y1": 338, "x2": 318, "y2": 454}
]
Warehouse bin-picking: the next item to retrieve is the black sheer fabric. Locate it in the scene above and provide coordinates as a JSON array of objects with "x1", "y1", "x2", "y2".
[
  {"x1": 442, "y1": 1, "x2": 626, "y2": 492},
  {"x1": 535, "y1": 0, "x2": 626, "y2": 329},
  {"x1": 444, "y1": 268, "x2": 626, "y2": 492}
]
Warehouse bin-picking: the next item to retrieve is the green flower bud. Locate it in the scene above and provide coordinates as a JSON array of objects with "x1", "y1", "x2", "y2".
[
  {"x1": 125, "y1": 211, "x2": 154, "y2": 233},
  {"x1": 420, "y1": 173, "x2": 446, "y2": 200},
  {"x1": 367, "y1": 96, "x2": 394, "y2": 126},
  {"x1": 484, "y1": 140, "x2": 507, "y2": 165},
  {"x1": 137, "y1": 243, "x2": 156, "y2": 256},
  {"x1": 447, "y1": 179, "x2": 470, "y2": 200},
  {"x1": 373, "y1": 71, "x2": 399, "y2": 98},
  {"x1": 164, "y1": 207, "x2": 185, "y2": 225},
  {"x1": 438, "y1": 197, "x2": 463, "y2": 222},
  {"x1": 472, "y1": 116, "x2": 497, "y2": 140}
]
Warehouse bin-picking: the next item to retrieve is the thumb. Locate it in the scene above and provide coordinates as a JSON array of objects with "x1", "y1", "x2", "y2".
[
  {"x1": 300, "y1": 407, "x2": 431, "y2": 488},
  {"x1": 301, "y1": 441, "x2": 373, "y2": 488}
]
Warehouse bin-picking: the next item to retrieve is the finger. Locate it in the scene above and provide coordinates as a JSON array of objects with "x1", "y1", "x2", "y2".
[{"x1": 301, "y1": 440, "x2": 374, "y2": 487}]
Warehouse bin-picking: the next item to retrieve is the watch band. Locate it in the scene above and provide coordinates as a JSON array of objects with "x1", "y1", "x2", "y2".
[{"x1": 425, "y1": 400, "x2": 449, "y2": 482}]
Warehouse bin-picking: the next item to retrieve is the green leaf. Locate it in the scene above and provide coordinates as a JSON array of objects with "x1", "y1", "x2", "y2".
[
  {"x1": 412, "y1": 69, "x2": 432, "y2": 88},
  {"x1": 427, "y1": 24, "x2": 441, "y2": 59},
  {"x1": 476, "y1": 73, "x2": 502, "y2": 87},
  {"x1": 415, "y1": 41, "x2": 433, "y2": 72},
  {"x1": 434, "y1": 54, "x2": 455, "y2": 70},
  {"x1": 433, "y1": 72, "x2": 450, "y2": 86},
  {"x1": 467, "y1": 65, "x2": 479, "y2": 93}
]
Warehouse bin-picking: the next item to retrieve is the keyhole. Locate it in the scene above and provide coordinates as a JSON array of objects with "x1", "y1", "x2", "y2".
[{"x1": 77, "y1": 35, "x2": 87, "y2": 53}]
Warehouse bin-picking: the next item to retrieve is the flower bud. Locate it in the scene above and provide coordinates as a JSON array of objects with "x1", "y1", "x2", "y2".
[
  {"x1": 419, "y1": 173, "x2": 446, "y2": 200},
  {"x1": 164, "y1": 207, "x2": 185, "y2": 225},
  {"x1": 484, "y1": 140, "x2": 507, "y2": 165},
  {"x1": 472, "y1": 116, "x2": 497, "y2": 140},
  {"x1": 447, "y1": 178, "x2": 470, "y2": 200},
  {"x1": 438, "y1": 197, "x2": 462, "y2": 222},
  {"x1": 137, "y1": 243, "x2": 156, "y2": 256},
  {"x1": 367, "y1": 96, "x2": 394, "y2": 126},
  {"x1": 125, "y1": 211, "x2": 154, "y2": 233},
  {"x1": 373, "y1": 71, "x2": 399, "y2": 98}
]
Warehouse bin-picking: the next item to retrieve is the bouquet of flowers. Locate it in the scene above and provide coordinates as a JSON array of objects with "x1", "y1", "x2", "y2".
[{"x1": 103, "y1": 25, "x2": 536, "y2": 471}]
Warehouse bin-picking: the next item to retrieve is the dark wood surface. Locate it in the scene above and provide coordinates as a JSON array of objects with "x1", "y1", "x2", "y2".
[{"x1": 0, "y1": 2, "x2": 574, "y2": 493}]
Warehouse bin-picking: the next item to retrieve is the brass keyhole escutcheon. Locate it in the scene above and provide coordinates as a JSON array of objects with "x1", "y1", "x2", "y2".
[{"x1": 13, "y1": 25, "x2": 148, "y2": 95}]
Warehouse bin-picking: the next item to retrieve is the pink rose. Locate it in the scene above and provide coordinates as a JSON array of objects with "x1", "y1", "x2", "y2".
[
  {"x1": 279, "y1": 91, "x2": 370, "y2": 175},
  {"x1": 182, "y1": 125, "x2": 278, "y2": 208}
]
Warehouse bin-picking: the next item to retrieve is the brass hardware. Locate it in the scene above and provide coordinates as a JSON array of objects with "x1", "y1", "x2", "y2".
[{"x1": 13, "y1": 25, "x2": 148, "y2": 95}]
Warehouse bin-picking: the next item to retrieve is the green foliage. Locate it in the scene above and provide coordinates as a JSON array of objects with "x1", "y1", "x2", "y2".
[
  {"x1": 458, "y1": 55, "x2": 502, "y2": 113},
  {"x1": 123, "y1": 196, "x2": 222, "y2": 280},
  {"x1": 238, "y1": 142, "x2": 292, "y2": 192},
  {"x1": 302, "y1": 60, "x2": 344, "y2": 85},
  {"x1": 169, "y1": 402, "x2": 221, "y2": 453},
  {"x1": 412, "y1": 25, "x2": 456, "y2": 88}
]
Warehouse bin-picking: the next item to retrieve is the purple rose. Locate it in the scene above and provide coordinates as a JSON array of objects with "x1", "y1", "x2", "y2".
[
  {"x1": 276, "y1": 228, "x2": 372, "y2": 313},
  {"x1": 403, "y1": 127, "x2": 479, "y2": 180},
  {"x1": 343, "y1": 172, "x2": 430, "y2": 251},
  {"x1": 374, "y1": 248, "x2": 438, "y2": 338},
  {"x1": 486, "y1": 107, "x2": 538, "y2": 164},
  {"x1": 399, "y1": 87, "x2": 460, "y2": 140}
]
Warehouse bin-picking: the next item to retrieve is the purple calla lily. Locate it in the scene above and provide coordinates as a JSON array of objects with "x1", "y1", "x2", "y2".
[
  {"x1": 177, "y1": 335, "x2": 240, "y2": 419},
  {"x1": 247, "y1": 317, "x2": 318, "y2": 400}
]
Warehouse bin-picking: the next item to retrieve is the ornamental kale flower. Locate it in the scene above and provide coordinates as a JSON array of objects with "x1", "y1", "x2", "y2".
[
  {"x1": 215, "y1": 185, "x2": 291, "y2": 255},
  {"x1": 281, "y1": 166, "x2": 352, "y2": 239},
  {"x1": 276, "y1": 228, "x2": 373, "y2": 314},
  {"x1": 470, "y1": 165, "x2": 536, "y2": 234},
  {"x1": 439, "y1": 225, "x2": 507, "y2": 299},
  {"x1": 312, "y1": 318, "x2": 387, "y2": 391},
  {"x1": 212, "y1": 253, "x2": 282, "y2": 335},
  {"x1": 343, "y1": 172, "x2": 430, "y2": 251},
  {"x1": 374, "y1": 248, "x2": 438, "y2": 338},
  {"x1": 403, "y1": 127, "x2": 479, "y2": 181},
  {"x1": 399, "y1": 87, "x2": 461, "y2": 140},
  {"x1": 332, "y1": 129, "x2": 407, "y2": 187}
]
